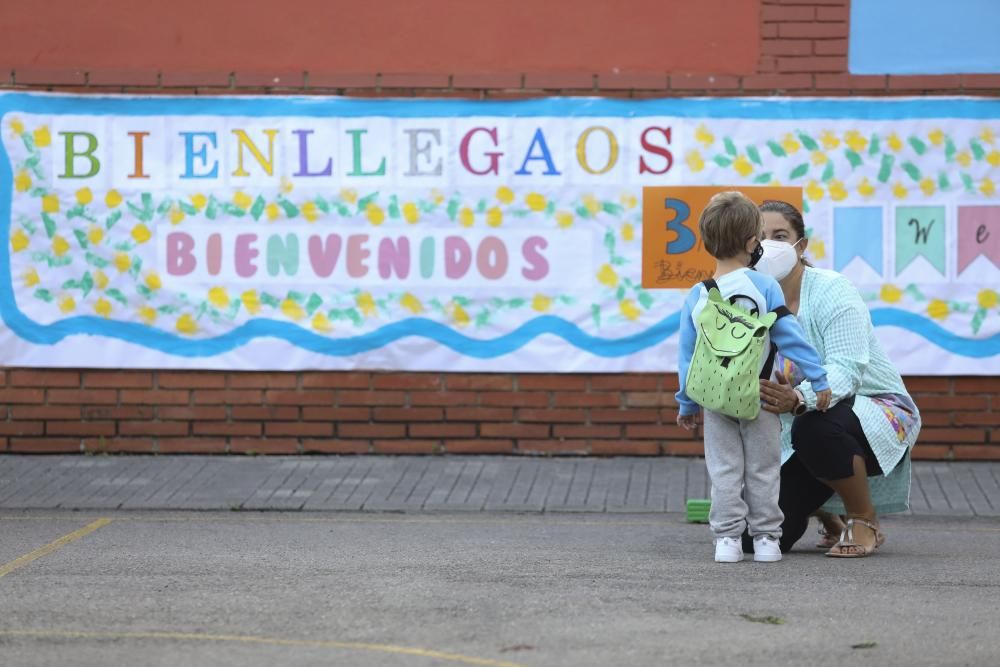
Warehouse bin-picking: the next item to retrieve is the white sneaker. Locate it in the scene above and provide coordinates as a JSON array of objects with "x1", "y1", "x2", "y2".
[
  {"x1": 753, "y1": 536, "x2": 782, "y2": 562},
  {"x1": 714, "y1": 536, "x2": 744, "y2": 563}
]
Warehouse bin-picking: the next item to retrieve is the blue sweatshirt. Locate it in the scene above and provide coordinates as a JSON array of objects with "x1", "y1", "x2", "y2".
[{"x1": 675, "y1": 268, "x2": 830, "y2": 416}]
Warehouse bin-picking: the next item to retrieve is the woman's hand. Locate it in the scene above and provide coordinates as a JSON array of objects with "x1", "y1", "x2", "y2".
[
  {"x1": 759, "y1": 371, "x2": 800, "y2": 414},
  {"x1": 677, "y1": 413, "x2": 700, "y2": 431},
  {"x1": 815, "y1": 389, "x2": 831, "y2": 411}
]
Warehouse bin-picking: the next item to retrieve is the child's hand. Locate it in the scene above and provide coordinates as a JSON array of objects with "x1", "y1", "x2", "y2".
[
  {"x1": 677, "y1": 413, "x2": 700, "y2": 431},
  {"x1": 815, "y1": 389, "x2": 832, "y2": 411}
]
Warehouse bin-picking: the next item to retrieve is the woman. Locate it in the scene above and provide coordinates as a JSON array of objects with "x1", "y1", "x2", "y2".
[{"x1": 748, "y1": 200, "x2": 921, "y2": 557}]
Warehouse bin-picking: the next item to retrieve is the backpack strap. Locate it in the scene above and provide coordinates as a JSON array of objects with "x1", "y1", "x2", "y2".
[
  {"x1": 701, "y1": 279, "x2": 719, "y2": 293},
  {"x1": 771, "y1": 305, "x2": 792, "y2": 320},
  {"x1": 760, "y1": 306, "x2": 793, "y2": 379}
]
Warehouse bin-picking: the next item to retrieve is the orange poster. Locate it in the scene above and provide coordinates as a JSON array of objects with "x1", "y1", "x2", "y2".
[{"x1": 641, "y1": 186, "x2": 803, "y2": 289}]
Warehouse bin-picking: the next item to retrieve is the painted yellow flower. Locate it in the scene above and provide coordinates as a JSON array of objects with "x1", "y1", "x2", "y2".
[
  {"x1": 280, "y1": 176, "x2": 294, "y2": 194},
  {"x1": 94, "y1": 298, "x2": 112, "y2": 319},
  {"x1": 311, "y1": 312, "x2": 332, "y2": 333},
  {"x1": 810, "y1": 150, "x2": 828, "y2": 166},
  {"x1": 22, "y1": 268, "x2": 39, "y2": 287},
  {"x1": 33, "y1": 126, "x2": 51, "y2": 148},
  {"x1": 280, "y1": 298, "x2": 305, "y2": 321},
  {"x1": 858, "y1": 177, "x2": 876, "y2": 198},
  {"x1": 105, "y1": 189, "x2": 123, "y2": 208},
  {"x1": 265, "y1": 202, "x2": 281, "y2": 222},
  {"x1": 401, "y1": 293, "x2": 423, "y2": 314},
  {"x1": 459, "y1": 207, "x2": 475, "y2": 228},
  {"x1": 621, "y1": 222, "x2": 634, "y2": 241},
  {"x1": 828, "y1": 180, "x2": 848, "y2": 201},
  {"x1": 131, "y1": 223, "x2": 152, "y2": 244},
  {"x1": 11, "y1": 228, "x2": 29, "y2": 253},
  {"x1": 532, "y1": 294, "x2": 553, "y2": 312},
  {"x1": 733, "y1": 155, "x2": 753, "y2": 177},
  {"x1": 619, "y1": 299, "x2": 641, "y2": 321},
  {"x1": 233, "y1": 191, "x2": 253, "y2": 209},
  {"x1": 880, "y1": 284, "x2": 903, "y2": 303},
  {"x1": 805, "y1": 180, "x2": 825, "y2": 201},
  {"x1": 988, "y1": 150, "x2": 1000, "y2": 167},
  {"x1": 495, "y1": 186, "x2": 515, "y2": 204},
  {"x1": 980, "y1": 178, "x2": 996, "y2": 197},
  {"x1": 583, "y1": 194, "x2": 602, "y2": 216},
  {"x1": 114, "y1": 252, "x2": 132, "y2": 273},
  {"x1": 9, "y1": 117, "x2": 24, "y2": 134},
  {"x1": 555, "y1": 211, "x2": 573, "y2": 229},
  {"x1": 340, "y1": 188, "x2": 358, "y2": 204},
  {"x1": 449, "y1": 302, "x2": 471, "y2": 327},
  {"x1": 820, "y1": 131, "x2": 840, "y2": 150},
  {"x1": 956, "y1": 151, "x2": 972, "y2": 167},
  {"x1": 94, "y1": 270, "x2": 109, "y2": 290},
  {"x1": 978, "y1": 289, "x2": 998, "y2": 310},
  {"x1": 927, "y1": 299, "x2": 949, "y2": 320},
  {"x1": 52, "y1": 235, "x2": 70, "y2": 256},
  {"x1": 919, "y1": 178, "x2": 936, "y2": 196},
  {"x1": 169, "y1": 206, "x2": 185, "y2": 225},
  {"x1": 844, "y1": 130, "x2": 868, "y2": 153},
  {"x1": 76, "y1": 187, "x2": 93, "y2": 206},
  {"x1": 242, "y1": 290, "x2": 261, "y2": 315},
  {"x1": 892, "y1": 182, "x2": 908, "y2": 199},
  {"x1": 620, "y1": 193, "x2": 638, "y2": 209},
  {"x1": 208, "y1": 287, "x2": 230, "y2": 309},
  {"x1": 887, "y1": 133, "x2": 904, "y2": 152},
  {"x1": 301, "y1": 201, "x2": 320, "y2": 222},
  {"x1": 686, "y1": 150, "x2": 705, "y2": 173},
  {"x1": 138, "y1": 306, "x2": 157, "y2": 324},
  {"x1": 356, "y1": 292, "x2": 377, "y2": 317},
  {"x1": 403, "y1": 202, "x2": 420, "y2": 224},
  {"x1": 14, "y1": 170, "x2": 31, "y2": 192},
  {"x1": 928, "y1": 129, "x2": 945, "y2": 146},
  {"x1": 87, "y1": 224, "x2": 104, "y2": 245},
  {"x1": 597, "y1": 263, "x2": 619, "y2": 288},
  {"x1": 695, "y1": 124, "x2": 715, "y2": 147},
  {"x1": 781, "y1": 134, "x2": 801, "y2": 154},
  {"x1": 190, "y1": 193, "x2": 208, "y2": 210},
  {"x1": 982, "y1": 127, "x2": 996, "y2": 145},
  {"x1": 58, "y1": 295, "x2": 76, "y2": 314},
  {"x1": 145, "y1": 272, "x2": 161, "y2": 291},
  {"x1": 486, "y1": 206, "x2": 503, "y2": 228},
  {"x1": 176, "y1": 313, "x2": 198, "y2": 334},
  {"x1": 809, "y1": 238, "x2": 826, "y2": 261},
  {"x1": 42, "y1": 194, "x2": 59, "y2": 213},
  {"x1": 525, "y1": 192, "x2": 547, "y2": 212},
  {"x1": 366, "y1": 203, "x2": 385, "y2": 226},
  {"x1": 431, "y1": 188, "x2": 446, "y2": 205}
]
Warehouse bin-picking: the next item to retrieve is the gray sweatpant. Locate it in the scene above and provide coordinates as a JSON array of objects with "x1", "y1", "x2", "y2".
[{"x1": 703, "y1": 409, "x2": 783, "y2": 539}]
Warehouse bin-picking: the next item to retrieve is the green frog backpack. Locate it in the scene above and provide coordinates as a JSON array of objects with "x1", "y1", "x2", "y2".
[{"x1": 685, "y1": 279, "x2": 790, "y2": 420}]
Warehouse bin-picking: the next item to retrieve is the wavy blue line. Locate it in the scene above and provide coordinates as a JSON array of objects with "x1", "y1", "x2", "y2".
[{"x1": 870, "y1": 308, "x2": 1000, "y2": 358}]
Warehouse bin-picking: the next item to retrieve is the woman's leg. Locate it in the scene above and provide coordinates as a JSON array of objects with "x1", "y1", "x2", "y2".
[{"x1": 741, "y1": 453, "x2": 833, "y2": 553}]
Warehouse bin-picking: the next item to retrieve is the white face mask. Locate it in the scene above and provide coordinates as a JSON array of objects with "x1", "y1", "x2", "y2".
[{"x1": 756, "y1": 239, "x2": 804, "y2": 280}]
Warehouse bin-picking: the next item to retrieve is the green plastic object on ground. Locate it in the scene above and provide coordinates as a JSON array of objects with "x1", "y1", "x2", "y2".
[{"x1": 686, "y1": 499, "x2": 711, "y2": 523}]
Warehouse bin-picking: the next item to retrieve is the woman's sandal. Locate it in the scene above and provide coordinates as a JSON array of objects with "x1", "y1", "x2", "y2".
[
  {"x1": 825, "y1": 518, "x2": 886, "y2": 558},
  {"x1": 816, "y1": 527, "x2": 840, "y2": 549}
]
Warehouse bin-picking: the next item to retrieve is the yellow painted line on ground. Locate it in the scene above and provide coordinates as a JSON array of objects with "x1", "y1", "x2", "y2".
[
  {"x1": 0, "y1": 629, "x2": 533, "y2": 667},
  {"x1": 0, "y1": 518, "x2": 112, "y2": 579}
]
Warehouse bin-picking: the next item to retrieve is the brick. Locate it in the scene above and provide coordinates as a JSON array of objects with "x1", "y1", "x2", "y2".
[
  {"x1": 193, "y1": 390, "x2": 261, "y2": 405},
  {"x1": 157, "y1": 372, "x2": 227, "y2": 389},
  {"x1": 372, "y1": 373, "x2": 442, "y2": 390},
  {"x1": 954, "y1": 412, "x2": 1000, "y2": 427},
  {"x1": 662, "y1": 442, "x2": 705, "y2": 456},
  {"x1": 914, "y1": 396, "x2": 988, "y2": 412},
  {"x1": 952, "y1": 445, "x2": 1000, "y2": 461},
  {"x1": 9, "y1": 370, "x2": 80, "y2": 387},
  {"x1": 761, "y1": 39, "x2": 814, "y2": 56},
  {"x1": 590, "y1": 441, "x2": 661, "y2": 456},
  {"x1": 83, "y1": 406, "x2": 153, "y2": 420},
  {"x1": 14, "y1": 68, "x2": 86, "y2": 85},
  {"x1": 625, "y1": 392, "x2": 676, "y2": 407},
  {"x1": 761, "y1": 23, "x2": 779, "y2": 39},
  {"x1": 905, "y1": 377, "x2": 951, "y2": 392},
  {"x1": 158, "y1": 406, "x2": 227, "y2": 420},
  {"x1": 12, "y1": 406, "x2": 81, "y2": 420},
  {"x1": 552, "y1": 393, "x2": 620, "y2": 408},
  {"x1": 373, "y1": 440, "x2": 439, "y2": 454},
  {"x1": 888, "y1": 75, "x2": 963, "y2": 91},
  {"x1": 300, "y1": 372, "x2": 370, "y2": 389},
  {"x1": 373, "y1": 407, "x2": 444, "y2": 422},
  {"x1": 954, "y1": 377, "x2": 1000, "y2": 393},
  {"x1": 193, "y1": 422, "x2": 262, "y2": 437},
  {"x1": 962, "y1": 74, "x2": 1000, "y2": 90},
  {"x1": 919, "y1": 412, "x2": 952, "y2": 427},
  {"x1": 669, "y1": 73, "x2": 741, "y2": 91},
  {"x1": 230, "y1": 439, "x2": 300, "y2": 454},
  {"x1": 481, "y1": 423, "x2": 549, "y2": 438},
  {"x1": 626, "y1": 424, "x2": 691, "y2": 439},
  {"x1": 158, "y1": 438, "x2": 227, "y2": 454},
  {"x1": 301, "y1": 439, "x2": 371, "y2": 454},
  {"x1": 84, "y1": 371, "x2": 153, "y2": 388},
  {"x1": 265, "y1": 390, "x2": 336, "y2": 405},
  {"x1": 816, "y1": 5, "x2": 850, "y2": 21},
  {"x1": 553, "y1": 425, "x2": 621, "y2": 439},
  {"x1": 920, "y1": 428, "x2": 987, "y2": 444},
  {"x1": 0, "y1": 436, "x2": 6, "y2": 451},
  {"x1": 89, "y1": 438, "x2": 155, "y2": 454},
  {"x1": 778, "y1": 22, "x2": 848, "y2": 39},
  {"x1": 301, "y1": 407, "x2": 371, "y2": 421},
  {"x1": 160, "y1": 71, "x2": 231, "y2": 87},
  {"x1": 814, "y1": 74, "x2": 887, "y2": 91},
  {"x1": 445, "y1": 375, "x2": 513, "y2": 391},
  {"x1": 87, "y1": 70, "x2": 160, "y2": 86},
  {"x1": 482, "y1": 91, "x2": 548, "y2": 101},
  {"x1": 479, "y1": 392, "x2": 549, "y2": 407},
  {"x1": 445, "y1": 407, "x2": 514, "y2": 422},
  {"x1": 232, "y1": 406, "x2": 299, "y2": 421},
  {"x1": 589, "y1": 375, "x2": 659, "y2": 391},
  {"x1": 409, "y1": 423, "x2": 476, "y2": 438},
  {"x1": 0, "y1": 421, "x2": 44, "y2": 436},
  {"x1": 814, "y1": 39, "x2": 848, "y2": 56},
  {"x1": 444, "y1": 439, "x2": 515, "y2": 454},
  {"x1": 234, "y1": 71, "x2": 305, "y2": 87},
  {"x1": 741, "y1": 74, "x2": 814, "y2": 91},
  {"x1": 338, "y1": 423, "x2": 406, "y2": 438},
  {"x1": 590, "y1": 408, "x2": 659, "y2": 423},
  {"x1": 597, "y1": 72, "x2": 668, "y2": 91},
  {"x1": 518, "y1": 375, "x2": 588, "y2": 391},
  {"x1": 47, "y1": 389, "x2": 115, "y2": 404},
  {"x1": 228, "y1": 373, "x2": 298, "y2": 389},
  {"x1": 519, "y1": 409, "x2": 587, "y2": 423},
  {"x1": 0, "y1": 369, "x2": 6, "y2": 386},
  {"x1": 761, "y1": 5, "x2": 815, "y2": 21},
  {"x1": 523, "y1": 73, "x2": 594, "y2": 90},
  {"x1": 338, "y1": 391, "x2": 406, "y2": 406},
  {"x1": 122, "y1": 390, "x2": 190, "y2": 405},
  {"x1": 9, "y1": 438, "x2": 81, "y2": 453},
  {"x1": 380, "y1": 73, "x2": 450, "y2": 89},
  {"x1": 910, "y1": 445, "x2": 953, "y2": 460},
  {"x1": 306, "y1": 72, "x2": 378, "y2": 89},
  {"x1": 517, "y1": 440, "x2": 589, "y2": 455},
  {"x1": 46, "y1": 421, "x2": 114, "y2": 436},
  {"x1": 778, "y1": 56, "x2": 846, "y2": 73},
  {"x1": 118, "y1": 422, "x2": 189, "y2": 437},
  {"x1": 451, "y1": 73, "x2": 522, "y2": 89},
  {"x1": 410, "y1": 391, "x2": 477, "y2": 406},
  {"x1": 662, "y1": 375, "x2": 680, "y2": 392},
  {"x1": 757, "y1": 56, "x2": 778, "y2": 73},
  {"x1": 265, "y1": 422, "x2": 334, "y2": 437}
]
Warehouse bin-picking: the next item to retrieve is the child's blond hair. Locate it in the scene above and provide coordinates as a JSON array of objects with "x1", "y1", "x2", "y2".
[{"x1": 698, "y1": 191, "x2": 762, "y2": 260}]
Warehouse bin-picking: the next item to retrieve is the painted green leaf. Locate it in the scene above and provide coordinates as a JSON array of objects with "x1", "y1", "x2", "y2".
[
  {"x1": 22, "y1": 134, "x2": 35, "y2": 151},
  {"x1": 453, "y1": 296, "x2": 471, "y2": 306},
  {"x1": 278, "y1": 200, "x2": 299, "y2": 217},
  {"x1": 611, "y1": 256, "x2": 626, "y2": 266},
  {"x1": 475, "y1": 310, "x2": 490, "y2": 327},
  {"x1": 156, "y1": 199, "x2": 173, "y2": 216},
  {"x1": 971, "y1": 308, "x2": 987, "y2": 335},
  {"x1": 136, "y1": 284, "x2": 153, "y2": 299},
  {"x1": 902, "y1": 162, "x2": 921, "y2": 181},
  {"x1": 127, "y1": 201, "x2": 146, "y2": 220},
  {"x1": 41, "y1": 213, "x2": 57, "y2": 238},
  {"x1": 788, "y1": 163, "x2": 809, "y2": 180},
  {"x1": 821, "y1": 161, "x2": 834, "y2": 182},
  {"x1": 113, "y1": 241, "x2": 132, "y2": 252},
  {"x1": 85, "y1": 252, "x2": 109, "y2": 268},
  {"x1": 723, "y1": 137, "x2": 737, "y2": 157},
  {"x1": 544, "y1": 201, "x2": 556, "y2": 216},
  {"x1": 73, "y1": 229, "x2": 88, "y2": 249},
  {"x1": 904, "y1": 284, "x2": 925, "y2": 300},
  {"x1": 713, "y1": 155, "x2": 732, "y2": 167},
  {"x1": 446, "y1": 199, "x2": 459, "y2": 221},
  {"x1": 157, "y1": 304, "x2": 180, "y2": 314},
  {"x1": 962, "y1": 173, "x2": 975, "y2": 191},
  {"x1": 476, "y1": 198, "x2": 487, "y2": 214},
  {"x1": 747, "y1": 146, "x2": 762, "y2": 166},
  {"x1": 105, "y1": 210, "x2": 122, "y2": 230},
  {"x1": 33, "y1": 288, "x2": 54, "y2": 303},
  {"x1": 80, "y1": 272, "x2": 93, "y2": 297},
  {"x1": 130, "y1": 257, "x2": 142, "y2": 278},
  {"x1": 637, "y1": 291, "x2": 654, "y2": 309},
  {"x1": 490, "y1": 297, "x2": 505, "y2": 308},
  {"x1": 944, "y1": 137, "x2": 957, "y2": 162},
  {"x1": 908, "y1": 137, "x2": 927, "y2": 155},
  {"x1": 347, "y1": 309, "x2": 363, "y2": 327},
  {"x1": 356, "y1": 192, "x2": 378, "y2": 213},
  {"x1": 250, "y1": 196, "x2": 266, "y2": 221},
  {"x1": 971, "y1": 140, "x2": 986, "y2": 160},
  {"x1": 938, "y1": 172, "x2": 950, "y2": 191},
  {"x1": 591, "y1": 304, "x2": 601, "y2": 327},
  {"x1": 287, "y1": 290, "x2": 306, "y2": 303},
  {"x1": 753, "y1": 172, "x2": 773, "y2": 184},
  {"x1": 507, "y1": 298, "x2": 526, "y2": 308},
  {"x1": 25, "y1": 154, "x2": 43, "y2": 179},
  {"x1": 877, "y1": 154, "x2": 895, "y2": 183},
  {"x1": 179, "y1": 201, "x2": 198, "y2": 216},
  {"x1": 869, "y1": 134, "x2": 880, "y2": 156},
  {"x1": 604, "y1": 230, "x2": 616, "y2": 254},
  {"x1": 314, "y1": 197, "x2": 330, "y2": 214},
  {"x1": 66, "y1": 204, "x2": 85, "y2": 220},
  {"x1": 388, "y1": 195, "x2": 400, "y2": 219},
  {"x1": 802, "y1": 200, "x2": 810, "y2": 214},
  {"x1": 61, "y1": 279, "x2": 81, "y2": 289},
  {"x1": 576, "y1": 205, "x2": 592, "y2": 219},
  {"x1": 29, "y1": 186, "x2": 47, "y2": 198},
  {"x1": 222, "y1": 203, "x2": 246, "y2": 217},
  {"x1": 845, "y1": 150, "x2": 863, "y2": 168},
  {"x1": 615, "y1": 286, "x2": 626, "y2": 300},
  {"x1": 305, "y1": 294, "x2": 323, "y2": 315},
  {"x1": 141, "y1": 193, "x2": 153, "y2": 213},
  {"x1": 106, "y1": 288, "x2": 128, "y2": 306},
  {"x1": 602, "y1": 202, "x2": 624, "y2": 216},
  {"x1": 260, "y1": 292, "x2": 280, "y2": 307},
  {"x1": 798, "y1": 133, "x2": 819, "y2": 151},
  {"x1": 205, "y1": 197, "x2": 218, "y2": 220},
  {"x1": 334, "y1": 203, "x2": 350, "y2": 216},
  {"x1": 766, "y1": 141, "x2": 786, "y2": 157}
]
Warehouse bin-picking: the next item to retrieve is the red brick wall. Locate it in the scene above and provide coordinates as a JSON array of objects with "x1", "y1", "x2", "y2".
[{"x1": 1, "y1": 0, "x2": 997, "y2": 458}]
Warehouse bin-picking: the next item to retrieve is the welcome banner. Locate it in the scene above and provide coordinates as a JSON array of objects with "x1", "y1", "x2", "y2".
[{"x1": 1, "y1": 93, "x2": 998, "y2": 374}]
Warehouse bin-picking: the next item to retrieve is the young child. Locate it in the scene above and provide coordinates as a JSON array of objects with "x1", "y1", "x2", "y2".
[{"x1": 675, "y1": 192, "x2": 831, "y2": 563}]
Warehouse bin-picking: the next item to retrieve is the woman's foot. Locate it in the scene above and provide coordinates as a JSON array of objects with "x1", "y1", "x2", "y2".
[
  {"x1": 814, "y1": 511, "x2": 845, "y2": 549},
  {"x1": 826, "y1": 517, "x2": 885, "y2": 558}
]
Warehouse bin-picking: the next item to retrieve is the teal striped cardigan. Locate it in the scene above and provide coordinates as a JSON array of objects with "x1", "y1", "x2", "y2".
[{"x1": 783, "y1": 268, "x2": 921, "y2": 514}]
